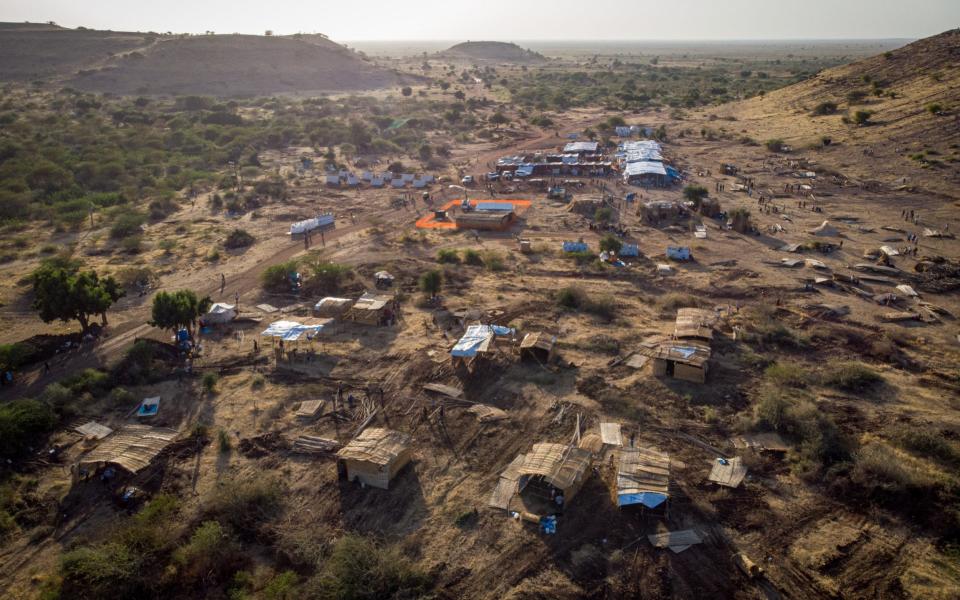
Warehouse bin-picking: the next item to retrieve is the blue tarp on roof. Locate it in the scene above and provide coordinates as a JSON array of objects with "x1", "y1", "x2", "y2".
[
  {"x1": 618, "y1": 491, "x2": 668, "y2": 508},
  {"x1": 451, "y1": 325, "x2": 495, "y2": 358},
  {"x1": 620, "y1": 244, "x2": 639, "y2": 257},
  {"x1": 624, "y1": 161, "x2": 667, "y2": 177},
  {"x1": 476, "y1": 202, "x2": 514, "y2": 212},
  {"x1": 261, "y1": 320, "x2": 327, "y2": 342},
  {"x1": 666, "y1": 166, "x2": 681, "y2": 180},
  {"x1": 666, "y1": 246, "x2": 691, "y2": 260},
  {"x1": 563, "y1": 241, "x2": 589, "y2": 253},
  {"x1": 515, "y1": 164, "x2": 535, "y2": 177}
]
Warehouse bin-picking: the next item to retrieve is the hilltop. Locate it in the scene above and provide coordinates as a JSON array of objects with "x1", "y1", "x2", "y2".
[
  {"x1": 0, "y1": 24, "x2": 421, "y2": 96},
  {"x1": 441, "y1": 40, "x2": 547, "y2": 63},
  {"x1": 701, "y1": 29, "x2": 960, "y2": 199}
]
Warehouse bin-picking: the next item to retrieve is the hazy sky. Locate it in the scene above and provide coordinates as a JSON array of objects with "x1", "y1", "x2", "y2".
[{"x1": 3, "y1": 0, "x2": 958, "y2": 41}]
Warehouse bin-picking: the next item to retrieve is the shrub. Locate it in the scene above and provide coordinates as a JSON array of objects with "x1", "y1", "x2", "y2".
[
  {"x1": 462, "y1": 249, "x2": 483, "y2": 265},
  {"x1": 656, "y1": 292, "x2": 706, "y2": 312},
  {"x1": 0, "y1": 399, "x2": 57, "y2": 458},
  {"x1": 846, "y1": 89, "x2": 868, "y2": 104},
  {"x1": 891, "y1": 425, "x2": 960, "y2": 466},
  {"x1": 682, "y1": 185, "x2": 709, "y2": 204},
  {"x1": 436, "y1": 249, "x2": 459, "y2": 264},
  {"x1": 173, "y1": 521, "x2": 242, "y2": 585},
  {"x1": 109, "y1": 212, "x2": 145, "y2": 239},
  {"x1": 594, "y1": 207, "x2": 613, "y2": 223},
  {"x1": 218, "y1": 428, "x2": 231, "y2": 453},
  {"x1": 264, "y1": 570, "x2": 299, "y2": 600},
  {"x1": 204, "y1": 477, "x2": 283, "y2": 538},
  {"x1": 765, "y1": 139, "x2": 786, "y2": 153},
  {"x1": 0, "y1": 342, "x2": 37, "y2": 371},
  {"x1": 852, "y1": 110, "x2": 873, "y2": 125},
  {"x1": 302, "y1": 260, "x2": 352, "y2": 296},
  {"x1": 821, "y1": 362, "x2": 882, "y2": 393},
  {"x1": 483, "y1": 251, "x2": 505, "y2": 272},
  {"x1": 305, "y1": 535, "x2": 431, "y2": 600},
  {"x1": 810, "y1": 101, "x2": 838, "y2": 116},
  {"x1": 598, "y1": 234, "x2": 623, "y2": 253},
  {"x1": 926, "y1": 103, "x2": 944, "y2": 115},
  {"x1": 419, "y1": 269, "x2": 442, "y2": 297},
  {"x1": 556, "y1": 286, "x2": 615, "y2": 321},
  {"x1": 261, "y1": 261, "x2": 298, "y2": 293},
  {"x1": 224, "y1": 228, "x2": 255, "y2": 249},
  {"x1": 202, "y1": 372, "x2": 218, "y2": 394},
  {"x1": 764, "y1": 362, "x2": 811, "y2": 387}
]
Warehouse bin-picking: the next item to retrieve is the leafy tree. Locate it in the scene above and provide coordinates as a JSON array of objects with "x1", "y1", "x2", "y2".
[
  {"x1": 683, "y1": 185, "x2": 709, "y2": 206},
  {"x1": 489, "y1": 112, "x2": 509, "y2": 128},
  {"x1": 149, "y1": 290, "x2": 211, "y2": 337},
  {"x1": 0, "y1": 399, "x2": 57, "y2": 458},
  {"x1": 401, "y1": 86, "x2": 413, "y2": 97},
  {"x1": 594, "y1": 207, "x2": 613, "y2": 223},
  {"x1": 418, "y1": 144, "x2": 433, "y2": 162},
  {"x1": 419, "y1": 270, "x2": 442, "y2": 298},
  {"x1": 730, "y1": 207, "x2": 752, "y2": 233},
  {"x1": 853, "y1": 110, "x2": 873, "y2": 125},
  {"x1": 599, "y1": 235, "x2": 623, "y2": 254},
  {"x1": 32, "y1": 264, "x2": 124, "y2": 334},
  {"x1": 224, "y1": 228, "x2": 255, "y2": 249}
]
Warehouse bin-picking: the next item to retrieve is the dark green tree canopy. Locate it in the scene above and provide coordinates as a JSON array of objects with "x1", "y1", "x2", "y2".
[
  {"x1": 32, "y1": 263, "x2": 124, "y2": 333},
  {"x1": 149, "y1": 290, "x2": 212, "y2": 335}
]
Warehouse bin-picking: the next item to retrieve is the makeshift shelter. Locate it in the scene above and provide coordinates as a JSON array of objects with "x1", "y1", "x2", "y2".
[
  {"x1": 290, "y1": 214, "x2": 334, "y2": 236},
  {"x1": 666, "y1": 246, "x2": 692, "y2": 261},
  {"x1": 563, "y1": 141, "x2": 600, "y2": 154},
  {"x1": 616, "y1": 446, "x2": 670, "y2": 510},
  {"x1": 342, "y1": 292, "x2": 394, "y2": 325},
  {"x1": 733, "y1": 432, "x2": 789, "y2": 454},
  {"x1": 623, "y1": 161, "x2": 668, "y2": 185},
  {"x1": 336, "y1": 428, "x2": 412, "y2": 489},
  {"x1": 374, "y1": 271, "x2": 395, "y2": 288},
  {"x1": 295, "y1": 400, "x2": 324, "y2": 420},
  {"x1": 261, "y1": 318, "x2": 332, "y2": 341},
  {"x1": 562, "y1": 241, "x2": 589, "y2": 253},
  {"x1": 75, "y1": 421, "x2": 113, "y2": 440},
  {"x1": 599, "y1": 422, "x2": 623, "y2": 447},
  {"x1": 451, "y1": 325, "x2": 498, "y2": 364},
  {"x1": 707, "y1": 457, "x2": 747, "y2": 488},
  {"x1": 313, "y1": 297, "x2": 353, "y2": 318},
  {"x1": 673, "y1": 308, "x2": 718, "y2": 341},
  {"x1": 204, "y1": 303, "x2": 237, "y2": 325},
  {"x1": 454, "y1": 211, "x2": 515, "y2": 231},
  {"x1": 636, "y1": 339, "x2": 711, "y2": 383},
  {"x1": 641, "y1": 201, "x2": 683, "y2": 223},
  {"x1": 136, "y1": 397, "x2": 160, "y2": 418},
  {"x1": 519, "y1": 332, "x2": 556, "y2": 363},
  {"x1": 809, "y1": 221, "x2": 839, "y2": 237},
  {"x1": 648, "y1": 530, "x2": 703, "y2": 553},
  {"x1": 75, "y1": 425, "x2": 178, "y2": 479},
  {"x1": 490, "y1": 443, "x2": 592, "y2": 514}
]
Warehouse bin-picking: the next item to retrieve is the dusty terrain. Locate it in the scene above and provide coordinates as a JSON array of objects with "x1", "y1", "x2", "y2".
[{"x1": 0, "y1": 30, "x2": 959, "y2": 600}]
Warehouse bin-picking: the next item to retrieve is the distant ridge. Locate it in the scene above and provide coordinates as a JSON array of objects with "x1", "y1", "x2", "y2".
[{"x1": 441, "y1": 41, "x2": 547, "y2": 63}]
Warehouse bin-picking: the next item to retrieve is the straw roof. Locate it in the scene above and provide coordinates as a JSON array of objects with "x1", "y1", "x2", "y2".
[
  {"x1": 336, "y1": 428, "x2": 411, "y2": 466},
  {"x1": 78, "y1": 425, "x2": 179, "y2": 474},
  {"x1": 674, "y1": 308, "x2": 718, "y2": 341},
  {"x1": 708, "y1": 457, "x2": 748, "y2": 488},
  {"x1": 517, "y1": 443, "x2": 592, "y2": 490},
  {"x1": 617, "y1": 446, "x2": 670, "y2": 497}
]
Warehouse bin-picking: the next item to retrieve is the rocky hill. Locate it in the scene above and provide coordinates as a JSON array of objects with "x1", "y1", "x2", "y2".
[
  {"x1": 441, "y1": 41, "x2": 547, "y2": 63},
  {"x1": 0, "y1": 24, "x2": 420, "y2": 96},
  {"x1": 703, "y1": 29, "x2": 960, "y2": 199}
]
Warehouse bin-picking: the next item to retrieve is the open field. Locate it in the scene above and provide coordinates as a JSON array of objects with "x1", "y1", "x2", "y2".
[{"x1": 0, "y1": 24, "x2": 959, "y2": 600}]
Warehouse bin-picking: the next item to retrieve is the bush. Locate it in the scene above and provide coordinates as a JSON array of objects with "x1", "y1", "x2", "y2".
[
  {"x1": 204, "y1": 477, "x2": 283, "y2": 539},
  {"x1": 419, "y1": 269, "x2": 442, "y2": 297},
  {"x1": 556, "y1": 286, "x2": 615, "y2": 321},
  {"x1": 0, "y1": 342, "x2": 37, "y2": 371},
  {"x1": 598, "y1": 234, "x2": 623, "y2": 253},
  {"x1": 202, "y1": 372, "x2": 218, "y2": 394},
  {"x1": 765, "y1": 139, "x2": 786, "y2": 153},
  {"x1": 0, "y1": 399, "x2": 57, "y2": 458},
  {"x1": 436, "y1": 249, "x2": 459, "y2": 264},
  {"x1": 482, "y1": 251, "x2": 505, "y2": 272},
  {"x1": 305, "y1": 535, "x2": 431, "y2": 600},
  {"x1": 846, "y1": 89, "x2": 868, "y2": 104},
  {"x1": 852, "y1": 110, "x2": 873, "y2": 125},
  {"x1": 682, "y1": 185, "x2": 709, "y2": 204},
  {"x1": 109, "y1": 212, "x2": 146, "y2": 239},
  {"x1": 926, "y1": 103, "x2": 944, "y2": 115},
  {"x1": 821, "y1": 362, "x2": 882, "y2": 393},
  {"x1": 261, "y1": 261, "x2": 298, "y2": 293},
  {"x1": 173, "y1": 521, "x2": 242, "y2": 585},
  {"x1": 810, "y1": 101, "x2": 838, "y2": 116},
  {"x1": 656, "y1": 292, "x2": 706, "y2": 312},
  {"x1": 891, "y1": 425, "x2": 960, "y2": 466},
  {"x1": 218, "y1": 429, "x2": 231, "y2": 453},
  {"x1": 462, "y1": 248, "x2": 483, "y2": 265},
  {"x1": 764, "y1": 362, "x2": 811, "y2": 387},
  {"x1": 594, "y1": 207, "x2": 613, "y2": 223},
  {"x1": 224, "y1": 228, "x2": 255, "y2": 249},
  {"x1": 302, "y1": 260, "x2": 352, "y2": 295}
]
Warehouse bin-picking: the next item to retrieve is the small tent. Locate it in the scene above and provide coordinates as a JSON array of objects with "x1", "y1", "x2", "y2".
[
  {"x1": 809, "y1": 221, "x2": 838, "y2": 237},
  {"x1": 204, "y1": 303, "x2": 237, "y2": 324}
]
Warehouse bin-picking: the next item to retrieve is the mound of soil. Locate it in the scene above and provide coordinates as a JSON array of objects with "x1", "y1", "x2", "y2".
[{"x1": 442, "y1": 41, "x2": 547, "y2": 63}]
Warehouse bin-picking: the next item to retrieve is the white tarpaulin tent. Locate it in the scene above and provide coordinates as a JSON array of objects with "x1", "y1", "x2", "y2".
[
  {"x1": 290, "y1": 214, "x2": 334, "y2": 235},
  {"x1": 624, "y1": 161, "x2": 667, "y2": 177},
  {"x1": 451, "y1": 325, "x2": 515, "y2": 358},
  {"x1": 261, "y1": 319, "x2": 331, "y2": 341},
  {"x1": 204, "y1": 303, "x2": 236, "y2": 324}
]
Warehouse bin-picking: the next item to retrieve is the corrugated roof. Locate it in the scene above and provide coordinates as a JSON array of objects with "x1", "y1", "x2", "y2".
[
  {"x1": 708, "y1": 457, "x2": 747, "y2": 488},
  {"x1": 617, "y1": 446, "x2": 670, "y2": 497},
  {"x1": 336, "y1": 428, "x2": 410, "y2": 466},
  {"x1": 517, "y1": 443, "x2": 592, "y2": 490},
  {"x1": 674, "y1": 308, "x2": 718, "y2": 341},
  {"x1": 635, "y1": 340, "x2": 711, "y2": 367},
  {"x1": 78, "y1": 425, "x2": 178, "y2": 474}
]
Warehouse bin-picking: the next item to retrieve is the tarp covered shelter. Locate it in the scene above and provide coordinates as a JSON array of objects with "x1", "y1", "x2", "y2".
[
  {"x1": 562, "y1": 241, "x2": 589, "y2": 253},
  {"x1": 343, "y1": 292, "x2": 394, "y2": 325},
  {"x1": 489, "y1": 443, "x2": 592, "y2": 513},
  {"x1": 638, "y1": 340, "x2": 711, "y2": 383},
  {"x1": 136, "y1": 397, "x2": 160, "y2": 418},
  {"x1": 204, "y1": 303, "x2": 237, "y2": 324},
  {"x1": 313, "y1": 297, "x2": 353, "y2": 318},
  {"x1": 809, "y1": 221, "x2": 839, "y2": 237},
  {"x1": 451, "y1": 325, "x2": 496, "y2": 358},
  {"x1": 563, "y1": 141, "x2": 600, "y2": 154},
  {"x1": 75, "y1": 421, "x2": 113, "y2": 440},
  {"x1": 708, "y1": 457, "x2": 747, "y2": 488},
  {"x1": 76, "y1": 425, "x2": 178, "y2": 478},
  {"x1": 261, "y1": 318, "x2": 332, "y2": 341},
  {"x1": 666, "y1": 246, "x2": 692, "y2": 261},
  {"x1": 617, "y1": 446, "x2": 670, "y2": 509},
  {"x1": 336, "y1": 428, "x2": 412, "y2": 490},
  {"x1": 290, "y1": 214, "x2": 334, "y2": 235}
]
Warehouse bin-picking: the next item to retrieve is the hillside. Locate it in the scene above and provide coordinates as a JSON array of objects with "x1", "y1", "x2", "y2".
[
  {"x1": 0, "y1": 23, "x2": 162, "y2": 81},
  {"x1": 68, "y1": 35, "x2": 416, "y2": 96},
  {"x1": 701, "y1": 29, "x2": 960, "y2": 199},
  {"x1": 442, "y1": 41, "x2": 547, "y2": 63}
]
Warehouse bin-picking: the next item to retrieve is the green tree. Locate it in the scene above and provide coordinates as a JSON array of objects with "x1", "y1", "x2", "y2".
[
  {"x1": 418, "y1": 143, "x2": 433, "y2": 162},
  {"x1": 149, "y1": 290, "x2": 211, "y2": 337},
  {"x1": 32, "y1": 264, "x2": 124, "y2": 334},
  {"x1": 598, "y1": 234, "x2": 623, "y2": 253},
  {"x1": 683, "y1": 184, "x2": 709, "y2": 207},
  {"x1": 419, "y1": 270, "x2": 442, "y2": 298},
  {"x1": 489, "y1": 112, "x2": 509, "y2": 129},
  {"x1": 594, "y1": 207, "x2": 613, "y2": 223}
]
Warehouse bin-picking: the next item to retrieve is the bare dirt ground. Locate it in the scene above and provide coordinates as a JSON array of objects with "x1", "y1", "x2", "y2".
[{"x1": 2, "y1": 96, "x2": 960, "y2": 599}]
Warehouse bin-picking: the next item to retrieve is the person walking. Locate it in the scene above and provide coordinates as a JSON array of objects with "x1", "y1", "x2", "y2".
[{"x1": 220, "y1": 273, "x2": 226, "y2": 295}]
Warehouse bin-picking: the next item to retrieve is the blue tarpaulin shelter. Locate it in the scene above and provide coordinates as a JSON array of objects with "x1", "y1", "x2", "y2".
[
  {"x1": 451, "y1": 325, "x2": 495, "y2": 358},
  {"x1": 475, "y1": 202, "x2": 514, "y2": 212},
  {"x1": 666, "y1": 246, "x2": 691, "y2": 260},
  {"x1": 261, "y1": 319, "x2": 329, "y2": 342},
  {"x1": 620, "y1": 244, "x2": 640, "y2": 257},
  {"x1": 617, "y1": 447, "x2": 670, "y2": 510},
  {"x1": 562, "y1": 241, "x2": 589, "y2": 253}
]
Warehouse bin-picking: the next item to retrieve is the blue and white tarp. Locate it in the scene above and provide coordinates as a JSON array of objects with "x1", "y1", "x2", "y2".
[
  {"x1": 451, "y1": 325, "x2": 495, "y2": 358},
  {"x1": 620, "y1": 244, "x2": 640, "y2": 257},
  {"x1": 261, "y1": 320, "x2": 327, "y2": 341},
  {"x1": 666, "y1": 246, "x2": 691, "y2": 260},
  {"x1": 618, "y1": 491, "x2": 668, "y2": 509},
  {"x1": 515, "y1": 164, "x2": 535, "y2": 177},
  {"x1": 290, "y1": 214, "x2": 335, "y2": 235},
  {"x1": 618, "y1": 140, "x2": 663, "y2": 162},
  {"x1": 666, "y1": 166, "x2": 682, "y2": 180},
  {"x1": 563, "y1": 141, "x2": 599, "y2": 153},
  {"x1": 624, "y1": 161, "x2": 667, "y2": 177},
  {"x1": 476, "y1": 202, "x2": 514, "y2": 212},
  {"x1": 562, "y1": 241, "x2": 589, "y2": 253}
]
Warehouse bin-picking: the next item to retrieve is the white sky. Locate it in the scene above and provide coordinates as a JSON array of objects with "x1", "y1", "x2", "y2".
[{"x1": 3, "y1": 0, "x2": 958, "y2": 41}]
